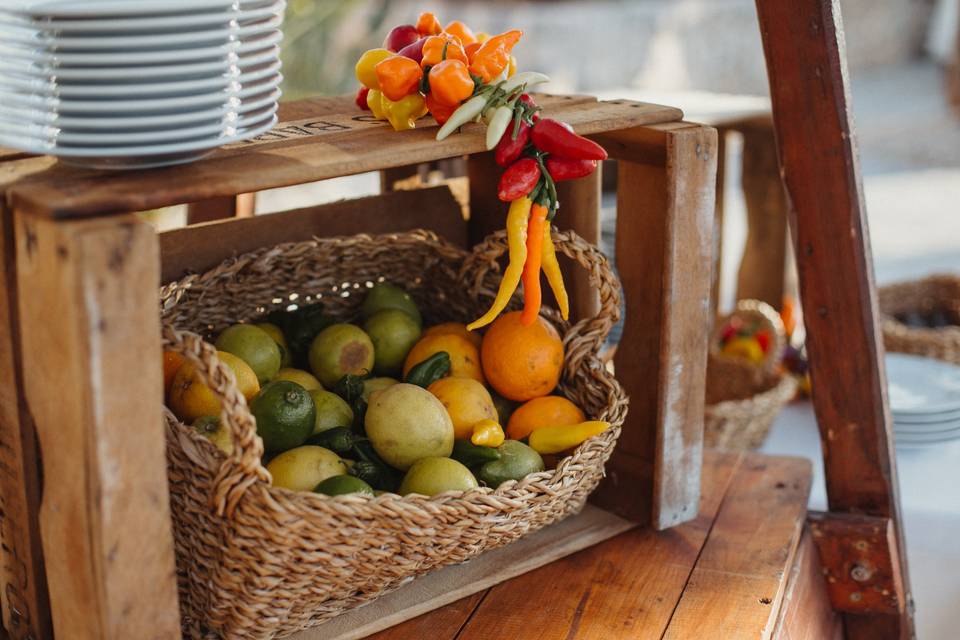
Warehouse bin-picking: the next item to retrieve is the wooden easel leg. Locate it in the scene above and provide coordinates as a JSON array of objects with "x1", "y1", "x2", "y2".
[
  {"x1": 186, "y1": 193, "x2": 256, "y2": 224},
  {"x1": 0, "y1": 205, "x2": 51, "y2": 639},
  {"x1": 591, "y1": 123, "x2": 717, "y2": 528},
  {"x1": 710, "y1": 130, "x2": 727, "y2": 318},
  {"x1": 755, "y1": 1, "x2": 915, "y2": 637},
  {"x1": 14, "y1": 212, "x2": 181, "y2": 639},
  {"x1": 735, "y1": 121, "x2": 788, "y2": 310}
]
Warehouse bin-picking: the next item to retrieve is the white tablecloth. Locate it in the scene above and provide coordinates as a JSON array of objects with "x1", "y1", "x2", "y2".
[{"x1": 761, "y1": 402, "x2": 960, "y2": 640}]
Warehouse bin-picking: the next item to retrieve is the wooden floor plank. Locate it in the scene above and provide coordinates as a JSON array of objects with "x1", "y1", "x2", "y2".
[
  {"x1": 772, "y1": 529, "x2": 843, "y2": 640},
  {"x1": 363, "y1": 591, "x2": 487, "y2": 640},
  {"x1": 661, "y1": 454, "x2": 812, "y2": 640},
  {"x1": 453, "y1": 451, "x2": 744, "y2": 640}
]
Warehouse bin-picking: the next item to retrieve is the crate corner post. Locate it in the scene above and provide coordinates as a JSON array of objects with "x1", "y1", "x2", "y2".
[
  {"x1": 13, "y1": 207, "x2": 181, "y2": 639},
  {"x1": 591, "y1": 122, "x2": 718, "y2": 529}
]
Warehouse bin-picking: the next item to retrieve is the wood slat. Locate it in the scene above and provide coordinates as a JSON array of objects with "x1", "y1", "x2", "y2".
[
  {"x1": 772, "y1": 529, "x2": 844, "y2": 640},
  {"x1": 754, "y1": 1, "x2": 913, "y2": 637},
  {"x1": 159, "y1": 185, "x2": 467, "y2": 283},
  {"x1": 363, "y1": 592, "x2": 486, "y2": 640},
  {"x1": 454, "y1": 451, "x2": 743, "y2": 640},
  {"x1": 15, "y1": 213, "x2": 180, "y2": 639},
  {"x1": 662, "y1": 454, "x2": 812, "y2": 640},
  {"x1": 592, "y1": 122, "x2": 717, "y2": 528},
  {"x1": 9, "y1": 98, "x2": 682, "y2": 219}
]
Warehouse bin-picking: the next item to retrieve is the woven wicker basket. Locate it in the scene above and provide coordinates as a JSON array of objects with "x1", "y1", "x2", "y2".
[
  {"x1": 704, "y1": 300, "x2": 797, "y2": 450},
  {"x1": 159, "y1": 229, "x2": 627, "y2": 639},
  {"x1": 878, "y1": 274, "x2": 960, "y2": 365}
]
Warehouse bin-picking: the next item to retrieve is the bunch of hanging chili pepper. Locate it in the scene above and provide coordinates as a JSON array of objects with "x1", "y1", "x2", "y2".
[{"x1": 355, "y1": 14, "x2": 607, "y2": 329}]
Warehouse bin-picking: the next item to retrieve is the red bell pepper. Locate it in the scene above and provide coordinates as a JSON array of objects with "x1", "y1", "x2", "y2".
[
  {"x1": 498, "y1": 158, "x2": 541, "y2": 202},
  {"x1": 531, "y1": 118, "x2": 607, "y2": 161},
  {"x1": 545, "y1": 157, "x2": 597, "y2": 181},
  {"x1": 355, "y1": 86, "x2": 371, "y2": 110},
  {"x1": 495, "y1": 119, "x2": 531, "y2": 167}
]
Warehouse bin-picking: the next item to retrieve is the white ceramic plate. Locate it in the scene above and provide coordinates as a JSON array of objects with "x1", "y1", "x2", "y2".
[
  {"x1": 0, "y1": 102, "x2": 277, "y2": 145},
  {"x1": 0, "y1": 28, "x2": 281, "y2": 65},
  {"x1": 3, "y1": 71, "x2": 281, "y2": 113},
  {"x1": 0, "y1": 0, "x2": 269, "y2": 18},
  {"x1": 894, "y1": 417, "x2": 960, "y2": 434},
  {"x1": 0, "y1": 2, "x2": 280, "y2": 32},
  {"x1": 0, "y1": 14, "x2": 282, "y2": 49},
  {"x1": 0, "y1": 86, "x2": 279, "y2": 129},
  {"x1": 0, "y1": 43, "x2": 278, "y2": 80},
  {"x1": 887, "y1": 353, "x2": 960, "y2": 415},
  {"x1": 892, "y1": 407, "x2": 960, "y2": 425},
  {"x1": 0, "y1": 111, "x2": 277, "y2": 159},
  {"x1": 0, "y1": 59, "x2": 280, "y2": 97}
]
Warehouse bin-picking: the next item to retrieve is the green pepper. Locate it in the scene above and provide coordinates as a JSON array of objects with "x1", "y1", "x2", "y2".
[
  {"x1": 404, "y1": 351, "x2": 451, "y2": 387},
  {"x1": 451, "y1": 439, "x2": 501, "y2": 468},
  {"x1": 351, "y1": 441, "x2": 401, "y2": 492},
  {"x1": 265, "y1": 303, "x2": 334, "y2": 368},
  {"x1": 305, "y1": 426, "x2": 360, "y2": 455},
  {"x1": 332, "y1": 373, "x2": 369, "y2": 432}
]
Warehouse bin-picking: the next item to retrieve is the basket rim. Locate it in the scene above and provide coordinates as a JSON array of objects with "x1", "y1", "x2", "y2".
[{"x1": 704, "y1": 372, "x2": 798, "y2": 416}]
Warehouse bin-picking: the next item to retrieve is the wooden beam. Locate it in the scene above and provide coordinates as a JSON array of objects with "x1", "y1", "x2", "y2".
[
  {"x1": 0, "y1": 204, "x2": 50, "y2": 639},
  {"x1": 185, "y1": 193, "x2": 256, "y2": 225},
  {"x1": 771, "y1": 529, "x2": 843, "y2": 640},
  {"x1": 554, "y1": 164, "x2": 602, "y2": 322},
  {"x1": 592, "y1": 122, "x2": 717, "y2": 528},
  {"x1": 15, "y1": 212, "x2": 181, "y2": 639},
  {"x1": 160, "y1": 186, "x2": 468, "y2": 283},
  {"x1": 754, "y1": 1, "x2": 914, "y2": 636}
]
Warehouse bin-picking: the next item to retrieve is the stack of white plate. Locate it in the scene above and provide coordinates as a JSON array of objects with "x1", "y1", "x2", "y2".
[
  {"x1": 0, "y1": 0, "x2": 285, "y2": 169},
  {"x1": 887, "y1": 353, "x2": 960, "y2": 447}
]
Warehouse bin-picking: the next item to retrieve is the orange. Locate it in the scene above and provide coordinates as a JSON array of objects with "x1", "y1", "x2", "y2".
[
  {"x1": 163, "y1": 351, "x2": 185, "y2": 393},
  {"x1": 481, "y1": 311, "x2": 563, "y2": 401},
  {"x1": 168, "y1": 351, "x2": 260, "y2": 423},
  {"x1": 428, "y1": 377, "x2": 498, "y2": 439},
  {"x1": 507, "y1": 396, "x2": 586, "y2": 440},
  {"x1": 403, "y1": 333, "x2": 484, "y2": 383},
  {"x1": 422, "y1": 322, "x2": 483, "y2": 349}
]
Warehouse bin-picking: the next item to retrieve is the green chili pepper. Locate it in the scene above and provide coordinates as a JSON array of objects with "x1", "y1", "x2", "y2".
[
  {"x1": 404, "y1": 351, "x2": 452, "y2": 387},
  {"x1": 305, "y1": 426, "x2": 360, "y2": 455},
  {"x1": 451, "y1": 439, "x2": 502, "y2": 468},
  {"x1": 352, "y1": 441, "x2": 401, "y2": 492}
]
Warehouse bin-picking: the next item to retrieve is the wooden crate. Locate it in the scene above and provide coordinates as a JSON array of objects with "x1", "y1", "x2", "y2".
[{"x1": 0, "y1": 93, "x2": 718, "y2": 638}]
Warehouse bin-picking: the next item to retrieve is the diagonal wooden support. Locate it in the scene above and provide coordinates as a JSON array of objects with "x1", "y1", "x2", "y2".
[{"x1": 754, "y1": 1, "x2": 914, "y2": 637}]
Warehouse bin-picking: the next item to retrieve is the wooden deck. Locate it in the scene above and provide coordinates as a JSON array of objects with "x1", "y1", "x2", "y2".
[{"x1": 288, "y1": 450, "x2": 836, "y2": 640}]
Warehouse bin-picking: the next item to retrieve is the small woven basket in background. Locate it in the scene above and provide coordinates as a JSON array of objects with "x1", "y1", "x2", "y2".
[
  {"x1": 878, "y1": 274, "x2": 960, "y2": 365},
  {"x1": 704, "y1": 300, "x2": 797, "y2": 450},
  {"x1": 160, "y1": 229, "x2": 627, "y2": 639}
]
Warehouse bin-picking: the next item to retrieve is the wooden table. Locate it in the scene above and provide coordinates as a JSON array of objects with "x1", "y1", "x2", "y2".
[{"x1": 303, "y1": 451, "x2": 836, "y2": 640}]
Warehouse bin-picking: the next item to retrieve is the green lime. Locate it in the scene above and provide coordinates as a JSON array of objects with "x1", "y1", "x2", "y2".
[
  {"x1": 190, "y1": 415, "x2": 233, "y2": 455},
  {"x1": 364, "y1": 309, "x2": 422, "y2": 376},
  {"x1": 215, "y1": 324, "x2": 282, "y2": 384},
  {"x1": 256, "y1": 322, "x2": 291, "y2": 368},
  {"x1": 274, "y1": 368, "x2": 323, "y2": 391},
  {"x1": 250, "y1": 380, "x2": 316, "y2": 453},
  {"x1": 361, "y1": 376, "x2": 399, "y2": 402},
  {"x1": 308, "y1": 389, "x2": 354, "y2": 434},
  {"x1": 308, "y1": 324, "x2": 375, "y2": 388},
  {"x1": 267, "y1": 446, "x2": 347, "y2": 491},
  {"x1": 399, "y1": 457, "x2": 478, "y2": 496},
  {"x1": 314, "y1": 475, "x2": 374, "y2": 496},
  {"x1": 477, "y1": 440, "x2": 544, "y2": 488},
  {"x1": 360, "y1": 282, "x2": 422, "y2": 326}
]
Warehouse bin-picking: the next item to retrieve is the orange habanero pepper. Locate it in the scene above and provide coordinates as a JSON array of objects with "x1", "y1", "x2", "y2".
[
  {"x1": 421, "y1": 33, "x2": 468, "y2": 68},
  {"x1": 464, "y1": 41, "x2": 482, "y2": 63},
  {"x1": 444, "y1": 20, "x2": 477, "y2": 45},
  {"x1": 416, "y1": 12, "x2": 442, "y2": 36},
  {"x1": 428, "y1": 60, "x2": 475, "y2": 106},
  {"x1": 469, "y1": 29, "x2": 522, "y2": 83},
  {"x1": 375, "y1": 55, "x2": 423, "y2": 102}
]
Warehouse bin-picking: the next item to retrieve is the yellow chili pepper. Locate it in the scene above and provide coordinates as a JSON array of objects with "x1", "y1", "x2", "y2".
[
  {"x1": 355, "y1": 48, "x2": 393, "y2": 90},
  {"x1": 528, "y1": 421, "x2": 610, "y2": 455},
  {"x1": 540, "y1": 222, "x2": 569, "y2": 321},
  {"x1": 467, "y1": 197, "x2": 531, "y2": 331},
  {"x1": 382, "y1": 92, "x2": 427, "y2": 131},
  {"x1": 470, "y1": 419, "x2": 505, "y2": 447},
  {"x1": 366, "y1": 88, "x2": 387, "y2": 119}
]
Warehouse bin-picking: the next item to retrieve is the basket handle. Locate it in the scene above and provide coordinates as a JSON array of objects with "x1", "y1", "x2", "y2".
[
  {"x1": 462, "y1": 228, "x2": 622, "y2": 360},
  {"x1": 162, "y1": 325, "x2": 270, "y2": 517}
]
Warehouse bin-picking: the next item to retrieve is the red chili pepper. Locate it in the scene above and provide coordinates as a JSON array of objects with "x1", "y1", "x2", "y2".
[
  {"x1": 495, "y1": 119, "x2": 531, "y2": 167},
  {"x1": 545, "y1": 157, "x2": 596, "y2": 181},
  {"x1": 756, "y1": 331, "x2": 771, "y2": 354},
  {"x1": 355, "y1": 86, "x2": 371, "y2": 111},
  {"x1": 498, "y1": 158, "x2": 541, "y2": 202},
  {"x1": 520, "y1": 94, "x2": 540, "y2": 121},
  {"x1": 531, "y1": 118, "x2": 608, "y2": 161}
]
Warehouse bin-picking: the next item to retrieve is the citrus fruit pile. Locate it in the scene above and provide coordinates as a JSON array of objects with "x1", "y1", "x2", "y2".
[{"x1": 164, "y1": 282, "x2": 609, "y2": 498}]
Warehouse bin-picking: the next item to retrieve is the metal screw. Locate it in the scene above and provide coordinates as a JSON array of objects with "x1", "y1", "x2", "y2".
[
  {"x1": 850, "y1": 564, "x2": 873, "y2": 582},
  {"x1": 850, "y1": 592, "x2": 863, "y2": 603}
]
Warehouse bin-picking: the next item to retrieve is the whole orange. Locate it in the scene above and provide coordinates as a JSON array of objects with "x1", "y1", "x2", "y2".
[
  {"x1": 427, "y1": 377, "x2": 497, "y2": 439},
  {"x1": 403, "y1": 333, "x2": 484, "y2": 383},
  {"x1": 422, "y1": 322, "x2": 483, "y2": 349},
  {"x1": 481, "y1": 311, "x2": 563, "y2": 401},
  {"x1": 507, "y1": 395, "x2": 586, "y2": 440}
]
